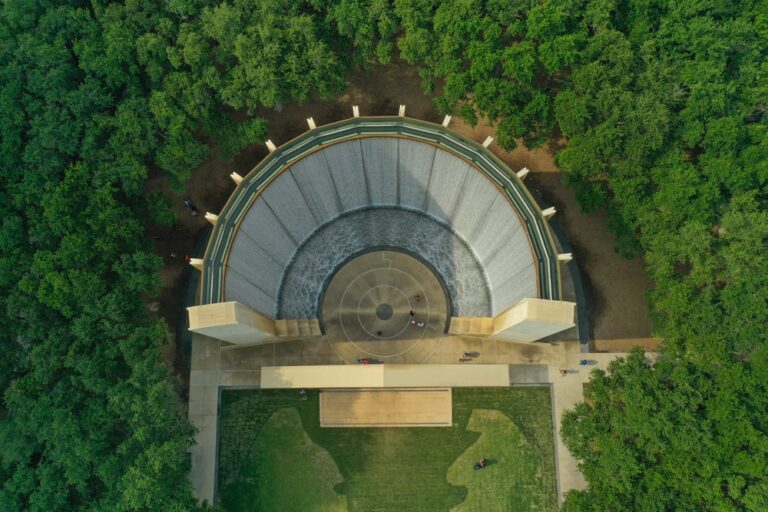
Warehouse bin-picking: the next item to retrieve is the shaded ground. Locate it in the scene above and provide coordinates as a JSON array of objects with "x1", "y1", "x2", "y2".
[
  {"x1": 146, "y1": 60, "x2": 656, "y2": 381},
  {"x1": 217, "y1": 387, "x2": 556, "y2": 512},
  {"x1": 523, "y1": 175, "x2": 655, "y2": 344}
]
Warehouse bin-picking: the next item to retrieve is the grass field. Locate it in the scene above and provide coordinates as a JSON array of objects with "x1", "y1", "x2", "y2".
[{"x1": 217, "y1": 387, "x2": 557, "y2": 512}]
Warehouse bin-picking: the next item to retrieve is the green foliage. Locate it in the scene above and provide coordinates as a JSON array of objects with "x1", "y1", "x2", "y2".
[
  {"x1": 183, "y1": 0, "x2": 346, "y2": 112},
  {"x1": 550, "y1": 1, "x2": 768, "y2": 358},
  {"x1": 546, "y1": 2, "x2": 768, "y2": 508},
  {"x1": 2, "y1": 1, "x2": 766, "y2": 510},
  {"x1": 396, "y1": 0, "x2": 565, "y2": 149},
  {"x1": 562, "y1": 350, "x2": 768, "y2": 511},
  {"x1": 384, "y1": 1, "x2": 768, "y2": 507},
  {"x1": 211, "y1": 115, "x2": 268, "y2": 162},
  {"x1": 0, "y1": 0, "x2": 370, "y2": 508},
  {"x1": 144, "y1": 192, "x2": 177, "y2": 228},
  {"x1": 327, "y1": 0, "x2": 398, "y2": 64},
  {"x1": 0, "y1": 3, "x2": 207, "y2": 510}
]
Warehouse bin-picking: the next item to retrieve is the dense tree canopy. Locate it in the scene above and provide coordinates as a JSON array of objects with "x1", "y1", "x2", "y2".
[
  {"x1": 562, "y1": 350, "x2": 768, "y2": 511},
  {"x1": 0, "y1": 2, "x2": 202, "y2": 510},
  {"x1": 395, "y1": 0, "x2": 565, "y2": 149},
  {"x1": 0, "y1": 1, "x2": 344, "y2": 510},
  {"x1": 1, "y1": 0, "x2": 766, "y2": 510}
]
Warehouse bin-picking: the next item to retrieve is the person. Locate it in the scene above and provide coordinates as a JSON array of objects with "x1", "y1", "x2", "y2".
[
  {"x1": 184, "y1": 197, "x2": 200, "y2": 216},
  {"x1": 410, "y1": 319, "x2": 417, "y2": 326},
  {"x1": 409, "y1": 310, "x2": 415, "y2": 317},
  {"x1": 559, "y1": 369, "x2": 568, "y2": 377},
  {"x1": 416, "y1": 321, "x2": 424, "y2": 328},
  {"x1": 376, "y1": 330, "x2": 383, "y2": 336},
  {"x1": 579, "y1": 359, "x2": 588, "y2": 366},
  {"x1": 479, "y1": 458, "x2": 486, "y2": 467},
  {"x1": 414, "y1": 294, "x2": 422, "y2": 302}
]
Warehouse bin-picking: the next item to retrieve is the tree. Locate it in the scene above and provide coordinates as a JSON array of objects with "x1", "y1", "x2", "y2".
[
  {"x1": 0, "y1": 3, "x2": 208, "y2": 510},
  {"x1": 562, "y1": 349, "x2": 768, "y2": 511},
  {"x1": 395, "y1": 0, "x2": 581, "y2": 149},
  {"x1": 326, "y1": 0, "x2": 398, "y2": 64},
  {"x1": 196, "y1": 0, "x2": 346, "y2": 111}
]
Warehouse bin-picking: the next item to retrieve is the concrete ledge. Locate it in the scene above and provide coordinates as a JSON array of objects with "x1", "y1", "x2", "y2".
[{"x1": 261, "y1": 364, "x2": 511, "y2": 388}]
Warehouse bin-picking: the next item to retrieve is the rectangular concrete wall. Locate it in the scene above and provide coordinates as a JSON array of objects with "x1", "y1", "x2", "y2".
[
  {"x1": 261, "y1": 364, "x2": 511, "y2": 388},
  {"x1": 493, "y1": 298, "x2": 576, "y2": 342},
  {"x1": 188, "y1": 301, "x2": 277, "y2": 345}
]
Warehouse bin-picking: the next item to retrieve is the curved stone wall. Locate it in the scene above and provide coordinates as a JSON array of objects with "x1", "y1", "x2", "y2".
[{"x1": 201, "y1": 118, "x2": 561, "y2": 319}]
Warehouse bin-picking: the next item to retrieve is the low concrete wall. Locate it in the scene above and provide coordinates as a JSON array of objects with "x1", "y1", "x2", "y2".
[{"x1": 261, "y1": 364, "x2": 511, "y2": 388}]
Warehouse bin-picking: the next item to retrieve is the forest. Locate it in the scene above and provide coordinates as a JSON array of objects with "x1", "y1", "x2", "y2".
[{"x1": 0, "y1": 1, "x2": 766, "y2": 510}]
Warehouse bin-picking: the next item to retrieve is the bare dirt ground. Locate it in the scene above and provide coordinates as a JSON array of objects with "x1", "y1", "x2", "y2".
[{"x1": 145, "y1": 61, "x2": 657, "y2": 381}]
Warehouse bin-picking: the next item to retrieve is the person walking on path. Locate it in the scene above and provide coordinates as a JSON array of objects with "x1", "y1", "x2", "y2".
[{"x1": 184, "y1": 198, "x2": 200, "y2": 216}]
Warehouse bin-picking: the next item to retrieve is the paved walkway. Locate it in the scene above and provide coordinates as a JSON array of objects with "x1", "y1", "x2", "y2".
[{"x1": 188, "y1": 332, "x2": 625, "y2": 505}]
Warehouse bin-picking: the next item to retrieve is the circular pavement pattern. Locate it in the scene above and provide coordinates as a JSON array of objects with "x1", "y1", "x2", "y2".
[{"x1": 320, "y1": 251, "x2": 449, "y2": 360}]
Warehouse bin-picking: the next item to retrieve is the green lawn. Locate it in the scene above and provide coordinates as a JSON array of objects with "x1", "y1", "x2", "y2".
[{"x1": 217, "y1": 387, "x2": 557, "y2": 512}]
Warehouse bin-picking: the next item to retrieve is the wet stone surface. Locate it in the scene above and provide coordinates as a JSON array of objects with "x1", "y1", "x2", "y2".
[{"x1": 277, "y1": 207, "x2": 491, "y2": 319}]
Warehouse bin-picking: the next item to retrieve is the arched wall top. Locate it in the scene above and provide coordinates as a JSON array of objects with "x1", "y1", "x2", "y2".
[{"x1": 199, "y1": 116, "x2": 561, "y2": 312}]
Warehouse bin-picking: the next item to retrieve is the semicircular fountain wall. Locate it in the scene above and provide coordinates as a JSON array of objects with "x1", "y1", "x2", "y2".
[{"x1": 200, "y1": 118, "x2": 561, "y2": 320}]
